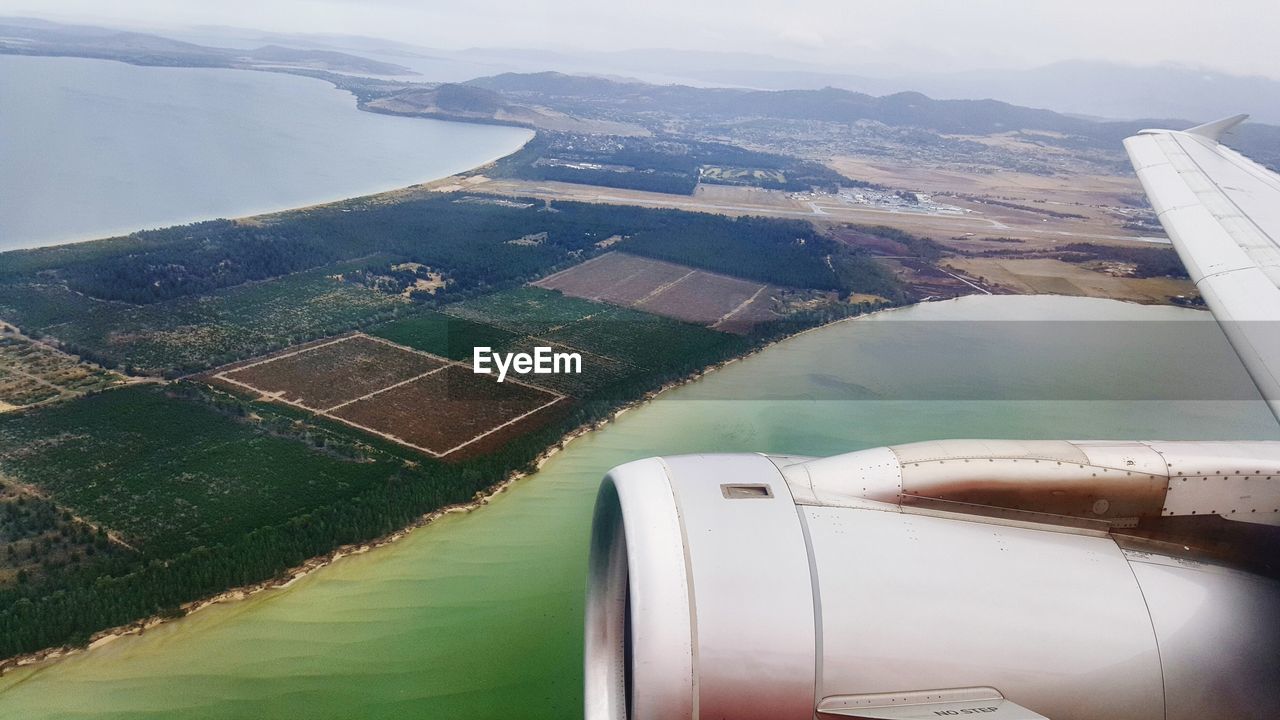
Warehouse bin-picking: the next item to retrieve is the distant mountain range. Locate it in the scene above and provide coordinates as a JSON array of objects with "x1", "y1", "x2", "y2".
[
  {"x1": 451, "y1": 49, "x2": 1280, "y2": 126},
  {"x1": 12, "y1": 17, "x2": 1279, "y2": 125},
  {"x1": 0, "y1": 17, "x2": 414, "y2": 75},
  {"x1": 465, "y1": 71, "x2": 1280, "y2": 168},
  {"x1": 100, "y1": 25, "x2": 1280, "y2": 125},
  {"x1": 4, "y1": 17, "x2": 1278, "y2": 168},
  {"x1": 677, "y1": 59, "x2": 1280, "y2": 127}
]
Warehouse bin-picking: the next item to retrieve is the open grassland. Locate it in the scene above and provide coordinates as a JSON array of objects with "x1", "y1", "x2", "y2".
[
  {"x1": 941, "y1": 257, "x2": 1194, "y2": 303},
  {"x1": 536, "y1": 252, "x2": 696, "y2": 305},
  {"x1": 472, "y1": 176, "x2": 1163, "y2": 248},
  {"x1": 0, "y1": 331, "x2": 122, "y2": 410}
]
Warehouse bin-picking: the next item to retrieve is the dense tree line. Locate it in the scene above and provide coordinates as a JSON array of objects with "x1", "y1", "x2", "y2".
[
  {"x1": 619, "y1": 215, "x2": 904, "y2": 300},
  {"x1": 1056, "y1": 243, "x2": 1190, "y2": 279},
  {"x1": 523, "y1": 165, "x2": 698, "y2": 195},
  {"x1": 858, "y1": 224, "x2": 948, "y2": 261},
  {"x1": 0, "y1": 197, "x2": 904, "y2": 312}
]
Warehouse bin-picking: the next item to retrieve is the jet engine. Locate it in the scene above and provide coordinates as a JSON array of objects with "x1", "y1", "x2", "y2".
[{"x1": 584, "y1": 440, "x2": 1280, "y2": 720}]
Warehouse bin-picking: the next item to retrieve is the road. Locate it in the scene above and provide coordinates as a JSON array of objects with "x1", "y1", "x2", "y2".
[{"x1": 469, "y1": 178, "x2": 1169, "y2": 247}]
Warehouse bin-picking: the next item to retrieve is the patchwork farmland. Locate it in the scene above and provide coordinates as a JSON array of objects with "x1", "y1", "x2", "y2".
[
  {"x1": 533, "y1": 251, "x2": 782, "y2": 333},
  {"x1": 209, "y1": 333, "x2": 564, "y2": 460},
  {"x1": 205, "y1": 287, "x2": 750, "y2": 460}
]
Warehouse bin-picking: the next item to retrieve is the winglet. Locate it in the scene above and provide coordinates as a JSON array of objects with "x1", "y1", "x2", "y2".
[{"x1": 1185, "y1": 113, "x2": 1249, "y2": 141}]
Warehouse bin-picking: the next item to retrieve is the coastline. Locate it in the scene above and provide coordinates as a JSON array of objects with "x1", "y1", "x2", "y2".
[
  {"x1": 0, "y1": 56, "x2": 862, "y2": 674},
  {"x1": 0, "y1": 302, "x2": 898, "y2": 678},
  {"x1": 0, "y1": 54, "x2": 535, "y2": 254},
  {"x1": 0, "y1": 134, "x2": 533, "y2": 254}
]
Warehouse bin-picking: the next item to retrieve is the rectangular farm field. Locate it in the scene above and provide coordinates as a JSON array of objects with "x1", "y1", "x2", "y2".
[
  {"x1": 636, "y1": 271, "x2": 774, "y2": 329},
  {"x1": 535, "y1": 252, "x2": 693, "y2": 305},
  {"x1": 221, "y1": 335, "x2": 445, "y2": 410},
  {"x1": 329, "y1": 365, "x2": 562, "y2": 457}
]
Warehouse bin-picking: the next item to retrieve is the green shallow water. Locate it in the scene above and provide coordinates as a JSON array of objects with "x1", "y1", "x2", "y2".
[{"x1": 2, "y1": 295, "x2": 1276, "y2": 719}]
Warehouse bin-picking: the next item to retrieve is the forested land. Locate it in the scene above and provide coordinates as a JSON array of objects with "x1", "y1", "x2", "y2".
[
  {"x1": 0, "y1": 287, "x2": 771, "y2": 659},
  {"x1": 0, "y1": 195, "x2": 901, "y2": 375},
  {"x1": 0, "y1": 192, "x2": 906, "y2": 659}
]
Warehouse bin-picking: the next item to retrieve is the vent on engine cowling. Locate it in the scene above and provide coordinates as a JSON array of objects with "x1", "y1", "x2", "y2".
[{"x1": 721, "y1": 483, "x2": 774, "y2": 499}]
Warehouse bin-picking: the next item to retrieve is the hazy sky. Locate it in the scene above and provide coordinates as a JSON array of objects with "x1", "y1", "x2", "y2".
[{"x1": 4, "y1": 0, "x2": 1279, "y2": 78}]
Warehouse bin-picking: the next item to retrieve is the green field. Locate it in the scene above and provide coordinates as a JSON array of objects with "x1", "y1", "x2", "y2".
[
  {"x1": 368, "y1": 310, "x2": 524, "y2": 361},
  {"x1": 0, "y1": 386, "x2": 400, "y2": 556},
  {"x1": 441, "y1": 286, "x2": 607, "y2": 335},
  {"x1": 0, "y1": 195, "x2": 902, "y2": 380},
  {"x1": 444, "y1": 287, "x2": 748, "y2": 381},
  {"x1": 0, "y1": 262, "x2": 404, "y2": 376},
  {"x1": 370, "y1": 288, "x2": 746, "y2": 398}
]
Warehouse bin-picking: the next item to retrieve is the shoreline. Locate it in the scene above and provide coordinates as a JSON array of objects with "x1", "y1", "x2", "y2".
[
  {"x1": 0, "y1": 53, "x2": 535, "y2": 255},
  {"x1": 1, "y1": 294, "x2": 1210, "y2": 677},
  {"x1": 0, "y1": 138, "x2": 532, "y2": 255},
  {"x1": 0, "y1": 301, "x2": 904, "y2": 678}
]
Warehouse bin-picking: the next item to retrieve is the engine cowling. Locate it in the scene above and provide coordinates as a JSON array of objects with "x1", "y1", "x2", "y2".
[{"x1": 584, "y1": 446, "x2": 1280, "y2": 720}]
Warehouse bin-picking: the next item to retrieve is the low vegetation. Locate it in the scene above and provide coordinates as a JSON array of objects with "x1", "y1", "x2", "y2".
[
  {"x1": 0, "y1": 331, "x2": 121, "y2": 409},
  {"x1": 961, "y1": 240, "x2": 1189, "y2": 279}
]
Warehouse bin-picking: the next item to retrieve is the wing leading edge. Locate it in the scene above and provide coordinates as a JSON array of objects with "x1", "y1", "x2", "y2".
[{"x1": 1124, "y1": 116, "x2": 1280, "y2": 420}]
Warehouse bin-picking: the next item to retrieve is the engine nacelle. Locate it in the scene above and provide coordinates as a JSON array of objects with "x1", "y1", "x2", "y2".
[{"x1": 585, "y1": 448, "x2": 1280, "y2": 720}]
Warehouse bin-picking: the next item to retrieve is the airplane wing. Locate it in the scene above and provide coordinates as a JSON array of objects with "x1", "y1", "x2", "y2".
[{"x1": 1124, "y1": 116, "x2": 1280, "y2": 420}]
